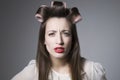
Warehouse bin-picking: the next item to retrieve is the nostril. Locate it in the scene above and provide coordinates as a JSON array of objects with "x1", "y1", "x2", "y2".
[
  {"x1": 59, "y1": 42, "x2": 64, "y2": 45},
  {"x1": 56, "y1": 40, "x2": 64, "y2": 45},
  {"x1": 56, "y1": 38, "x2": 64, "y2": 45}
]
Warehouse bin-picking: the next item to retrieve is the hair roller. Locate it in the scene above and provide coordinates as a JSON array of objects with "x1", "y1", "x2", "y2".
[
  {"x1": 35, "y1": 5, "x2": 49, "y2": 22},
  {"x1": 35, "y1": 1, "x2": 82, "y2": 23},
  {"x1": 70, "y1": 7, "x2": 82, "y2": 23},
  {"x1": 51, "y1": 1, "x2": 66, "y2": 8}
]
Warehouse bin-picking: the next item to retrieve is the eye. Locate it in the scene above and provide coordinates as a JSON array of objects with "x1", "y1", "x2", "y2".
[
  {"x1": 48, "y1": 32, "x2": 55, "y2": 37},
  {"x1": 63, "y1": 32, "x2": 71, "y2": 37}
]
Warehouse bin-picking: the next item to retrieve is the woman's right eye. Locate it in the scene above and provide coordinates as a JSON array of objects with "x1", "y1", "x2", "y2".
[{"x1": 48, "y1": 33, "x2": 55, "y2": 37}]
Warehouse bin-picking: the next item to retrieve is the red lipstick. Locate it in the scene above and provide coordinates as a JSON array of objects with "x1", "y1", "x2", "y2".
[{"x1": 54, "y1": 47, "x2": 64, "y2": 53}]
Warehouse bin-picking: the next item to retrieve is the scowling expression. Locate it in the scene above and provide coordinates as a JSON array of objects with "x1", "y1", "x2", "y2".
[{"x1": 44, "y1": 17, "x2": 72, "y2": 59}]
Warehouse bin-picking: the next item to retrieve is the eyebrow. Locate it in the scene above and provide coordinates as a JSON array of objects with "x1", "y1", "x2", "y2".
[
  {"x1": 47, "y1": 30, "x2": 57, "y2": 33},
  {"x1": 62, "y1": 30, "x2": 71, "y2": 32},
  {"x1": 47, "y1": 30, "x2": 71, "y2": 33}
]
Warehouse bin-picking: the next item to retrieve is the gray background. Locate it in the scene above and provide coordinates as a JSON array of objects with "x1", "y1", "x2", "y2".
[{"x1": 0, "y1": 0, "x2": 120, "y2": 80}]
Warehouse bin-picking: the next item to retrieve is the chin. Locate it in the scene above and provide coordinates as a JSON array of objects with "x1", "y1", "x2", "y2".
[{"x1": 52, "y1": 54, "x2": 65, "y2": 59}]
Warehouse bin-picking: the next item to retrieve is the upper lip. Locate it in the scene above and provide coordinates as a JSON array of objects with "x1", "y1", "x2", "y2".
[{"x1": 54, "y1": 47, "x2": 64, "y2": 49}]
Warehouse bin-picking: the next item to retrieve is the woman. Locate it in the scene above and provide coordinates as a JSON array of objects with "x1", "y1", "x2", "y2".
[{"x1": 11, "y1": 1, "x2": 107, "y2": 80}]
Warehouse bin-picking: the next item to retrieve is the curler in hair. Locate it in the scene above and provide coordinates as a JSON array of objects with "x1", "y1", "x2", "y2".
[{"x1": 70, "y1": 7, "x2": 82, "y2": 23}]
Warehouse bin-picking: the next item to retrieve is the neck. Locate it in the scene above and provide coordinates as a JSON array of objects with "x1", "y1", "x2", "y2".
[
  {"x1": 50, "y1": 56, "x2": 70, "y2": 74},
  {"x1": 51, "y1": 56, "x2": 67, "y2": 67}
]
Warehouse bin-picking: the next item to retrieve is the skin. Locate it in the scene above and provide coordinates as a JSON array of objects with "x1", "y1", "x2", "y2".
[{"x1": 44, "y1": 17, "x2": 72, "y2": 74}]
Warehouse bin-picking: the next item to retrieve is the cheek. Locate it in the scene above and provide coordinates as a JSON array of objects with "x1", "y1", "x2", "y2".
[
  {"x1": 66, "y1": 37, "x2": 72, "y2": 43},
  {"x1": 64, "y1": 38, "x2": 72, "y2": 48},
  {"x1": 63, "y1": 38, "x2": 72, "y2": 55},
  {"x1": 44, "y1": 38, "x2": 54, "y2": 52},
  {"x1": 44, "y1": 36, "x2": 51, "y2": 46},
  {"x1": 45, "y1": 40, "x2": 51, "y2": 48}
]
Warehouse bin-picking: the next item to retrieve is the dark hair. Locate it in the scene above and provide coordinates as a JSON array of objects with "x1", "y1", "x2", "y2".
[{"x1": 35, "y1": 1, "x2": 85, "y2": 80}]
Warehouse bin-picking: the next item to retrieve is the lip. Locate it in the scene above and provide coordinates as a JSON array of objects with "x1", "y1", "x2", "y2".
[{"x1": 54, "y1": 47, "x2": 65, "y2": 53}]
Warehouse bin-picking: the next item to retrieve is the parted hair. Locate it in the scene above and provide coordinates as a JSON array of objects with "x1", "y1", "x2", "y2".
[{"x1": 35, "y1": 1, "x2": 85, "y2": 80}]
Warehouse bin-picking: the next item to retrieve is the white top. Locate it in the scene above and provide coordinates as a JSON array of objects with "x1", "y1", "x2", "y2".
[{"x1": 11, "y1": 59, "x2": 107, "y2": 80}]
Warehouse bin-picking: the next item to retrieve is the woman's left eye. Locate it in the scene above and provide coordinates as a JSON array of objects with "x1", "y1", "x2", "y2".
[{"x1": 63, "y1": 32, "x2": 71, "y2": 37}]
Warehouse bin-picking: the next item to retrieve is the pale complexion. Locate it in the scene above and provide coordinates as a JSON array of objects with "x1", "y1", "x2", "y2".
[{"x1": 44, "y1": 17, "x2": 72, "y2": 74}]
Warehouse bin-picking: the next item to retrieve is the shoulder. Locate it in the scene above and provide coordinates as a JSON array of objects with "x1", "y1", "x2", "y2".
[
  {"x1": 83, "y1": 59, "x2": 107, "y2": 80},
  {"x1": 11, "y1": 60, "x2": 38, "y2": 80}
]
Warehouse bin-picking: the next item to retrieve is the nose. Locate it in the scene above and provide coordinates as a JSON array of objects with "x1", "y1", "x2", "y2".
[{"x1": 56, "y1": 33, "x2": 64, "y2": 45}]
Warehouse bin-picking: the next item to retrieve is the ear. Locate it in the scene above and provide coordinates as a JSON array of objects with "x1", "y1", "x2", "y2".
[{"x1": 71, "y1": 7, "x2": 82, "y2": 23}]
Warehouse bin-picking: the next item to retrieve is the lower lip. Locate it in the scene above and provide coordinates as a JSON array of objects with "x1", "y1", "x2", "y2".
[{"x1": 54, "y1": 48, "x2": 64, "y2": 53}]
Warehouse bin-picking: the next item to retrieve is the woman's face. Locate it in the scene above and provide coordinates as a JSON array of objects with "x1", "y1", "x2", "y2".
[{"x1": 44, "y1": 17, "x2": 72, "y2": 59}]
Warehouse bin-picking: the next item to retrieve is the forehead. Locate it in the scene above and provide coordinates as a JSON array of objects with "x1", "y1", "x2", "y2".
[{"x1": 46, "y1": 17, "x2": 71, "y2": 31}]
